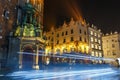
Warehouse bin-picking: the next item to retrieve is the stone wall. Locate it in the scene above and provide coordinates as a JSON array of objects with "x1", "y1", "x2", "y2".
[
  {"x1": 7, "y1": 37, "x2": 20, "y2": 69},
  {"x1": 0, "y1": 0, "x2": 18, "y2": 46}
]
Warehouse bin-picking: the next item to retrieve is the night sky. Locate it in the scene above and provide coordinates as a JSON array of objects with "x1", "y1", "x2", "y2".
[{"x1": 44, "y1": 0, "x2": 120, "y2": 33}]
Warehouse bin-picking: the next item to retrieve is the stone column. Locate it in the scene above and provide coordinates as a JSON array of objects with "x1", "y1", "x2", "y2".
[
  {"x1": 19, "y1": 44, "x2": 23, "y2": 69},
  {"x1": 33, "y1": 44, "x2": 39, "y2": 69},
  {"x1": 30, "y1": 14, "x2": 33, "y2": 23}
]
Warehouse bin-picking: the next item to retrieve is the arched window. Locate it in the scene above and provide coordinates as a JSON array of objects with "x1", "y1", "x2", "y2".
[
  {"x1": 56, "y1": 49, "x2": 60, "y2": 54},
  {"x1": 63, "y1": 49, "x2": 67, "y2": 53},
  {"x1": 3, "y1": 10, "x2": 9, "y2": 19},
  {"x1": 71, "y1": 48, "x2": 75, "y2": 52}
]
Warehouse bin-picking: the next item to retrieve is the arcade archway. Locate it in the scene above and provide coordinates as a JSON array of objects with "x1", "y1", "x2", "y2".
[{"x1": 22, "y1": 45, "x2": 35, "y2": 69}]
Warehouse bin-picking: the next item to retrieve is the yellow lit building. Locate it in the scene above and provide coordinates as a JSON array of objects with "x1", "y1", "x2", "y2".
[
  {"x1": 88, "y1": 25, "x2": 103, "y2": 58},
  {"x1": 102, "y1": 32, "x2": 120, "y2": 59},
  {"x1": 88, "y1": 25, "x2": 103, "y2": 63},
  {"x1": 45, "y1": 18, "x2": 89, "y2": 55}
]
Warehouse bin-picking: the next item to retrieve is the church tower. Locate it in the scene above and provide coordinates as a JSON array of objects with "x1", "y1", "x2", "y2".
[
  {"x1": 29, "y1": 0, "x2": 44, "y2": 27},
  {"x1": 7, "y1": 0, "x2": 46, "y2": 69},
  {"x1": 16, "y1": 0, "x2": 44, "y2": 37}
]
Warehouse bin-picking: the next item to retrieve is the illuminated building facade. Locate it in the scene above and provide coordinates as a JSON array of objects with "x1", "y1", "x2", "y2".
[
  {"x1": 45, "y1": 18, "x2": 89, "y2": 55},
  {"x1": 102, "y1": 32, "x2": 120, "y2": 59},
  {"x1": 88, "y1": 25, "x2": 103, "y2": 63},
  {"x1": 18, "y1": 0, "x2": 44, "y2": 30},
  {"x1": 7, "y1": 0, "x2": 46, "y2": 69}
]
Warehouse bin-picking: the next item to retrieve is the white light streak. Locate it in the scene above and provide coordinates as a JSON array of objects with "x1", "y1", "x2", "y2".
[{"x1": 6, "y1": 68, "x2": 119, "y2": 80}]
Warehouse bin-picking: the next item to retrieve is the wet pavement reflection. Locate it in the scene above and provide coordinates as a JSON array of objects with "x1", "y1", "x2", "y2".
[{"x1": 0, "y1": 64, "x2": 120, "y2": 80}]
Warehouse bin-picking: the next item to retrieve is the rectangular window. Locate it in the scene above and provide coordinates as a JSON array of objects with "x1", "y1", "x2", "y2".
[
  {"x1": 91, "y1": 44, "x2": 94, "y2": 48},
  {"x1": 95, "y1": 45, "x2": 98, "y2": 49},
  {"x1": 91, "y1": 37, "x2": 93, "y2": 42},
  {"x1": 98, "y1": 40, "x2": 101, "y2": 44},
  {"x1": 91, "y1": 51, "x2": 95, "y2": 56},
  {"x1": 38, "y1": 4, "x2": 40, "y2": 12},
  {"x1": 112, "y1": 40, "x2": 114, "y2": 42},
  {"x1": 112, "y1": 44, "x2": 115, "y2": 48},
  {"x1": 112, "y1": 50, "x2": 116, "y2": 55},
  {"x1": 79, "y1": 29, "x2": 82, "y2": 34},
  {"x1": 57, "y1": 40, "x2": 59, "y2": 44},
  {"x1": 94, "y1": 32, "x2": 97, "y2": 36},
  {"x1": 57, "y1": 33, "x2": 59, "y2": 37},
  {"x1": 99, "y1": 46, "x2": 101, "y2": 50},
  {"x1": 95, "y1": 38, "x2": 97, "y2": 42},
  {"x1": 51, "y1": 38, "x2": 53, "y2": 42},
  {"x1": 84, "y1": 31, "x2": 86, "y2": 35},
  {"x1": 99, "y1": 52, "x2": 102, "y2": 57},
  {"x1": 96, "y1": 52, "x2": 99, "y2": 57},
  {"x1": 63, "y1": 39, "x2": 66, "y2": 43},
  {"x1": 51, "y1": 43, "x2": 54, "y2": 49},
  {"x1": 62, "y1": 32, "x2": 64, "y2": 36},
  {"x1": 91, "y1": 31, "x2": 93, "y2": 35},
  {"x1": 85, "y1": 38, "x2": 87, "y2": 42},
  {"x1": 66, "y1": 31, "x2": 68, "y2": 35},
  {"x1": 98, "y1": 34, "x2": 101, "y2": 38},
  {"x1": 79, "y1": 37, "x2": 82, "y2": 41},
  {"x1": 71, "y1": 29, "x2": 73, "y2": 34},
  {"x1": 71, "y1": 37, "x2": 74, "y2": 42}
]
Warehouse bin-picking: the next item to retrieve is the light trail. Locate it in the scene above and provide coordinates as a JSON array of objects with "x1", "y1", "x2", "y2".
[
  {"x1": 62, "y1": 0, "x2": 84, "y2": 24},
  {"x1": 0, "y1": 75, "x2": 4, "y2": 77},
  {"x1": 6, "y1": 68, "x2": 119, "y2": 80},
  {"x1": 17, "y1": 51, "x2": 115, "y2": 62}
]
